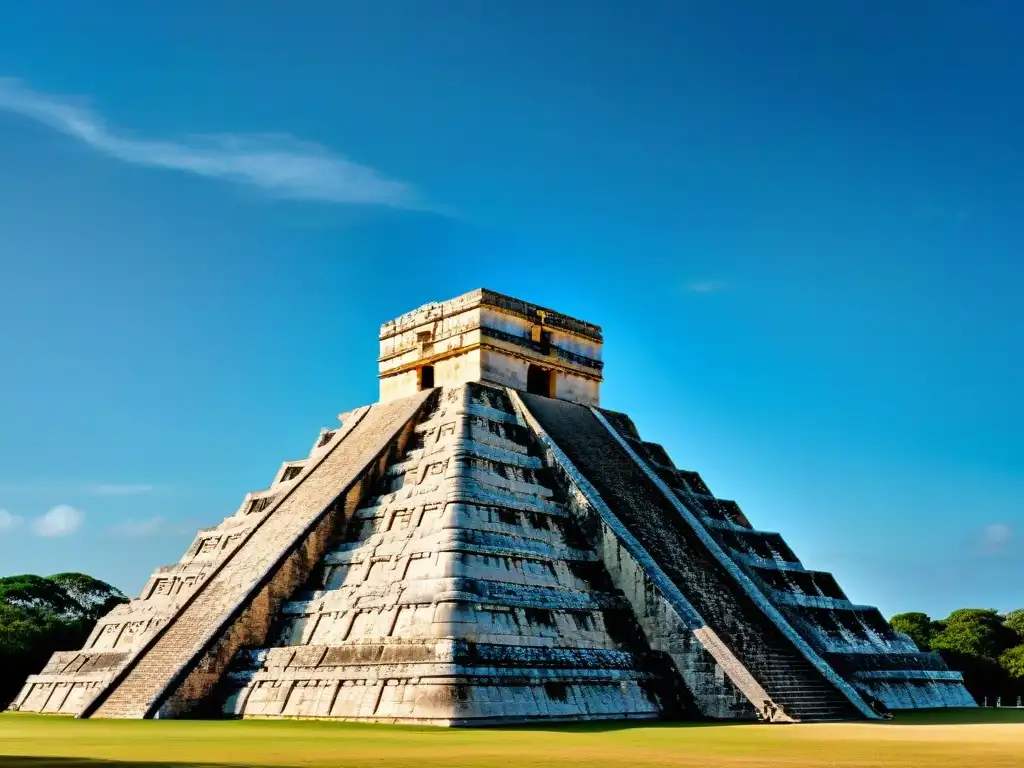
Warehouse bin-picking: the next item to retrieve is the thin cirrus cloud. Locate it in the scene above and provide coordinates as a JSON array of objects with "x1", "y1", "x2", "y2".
[
  {"x1": 0, "y1": 77, "x2": 423, "y2": 209},
  {"x1": 87, "y1": 483, "x2": 156, "y2": 497},
  {"x1": 0, "y1": 481, "x2": 157, "y2": 497},
  {"x1": 106, "y1": 515, "x2": 193, "y2": 538}
]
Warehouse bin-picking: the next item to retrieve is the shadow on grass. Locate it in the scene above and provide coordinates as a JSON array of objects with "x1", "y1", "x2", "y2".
[
  {"x1": 496, "y1": 708, "x2": 1024, "y2": 731},
  {"x1": 0, "y1": 759, "x2": 294, "y2": 768},
  {"x1": 491, "y1": 718, "x2": 754, "y2": 733},
  {"x1": 0, "y1": 711, "x2": 753, "y2": 735},
  {"x1": 889, "y1": 708, "x2": 1024, "y2": 726}
]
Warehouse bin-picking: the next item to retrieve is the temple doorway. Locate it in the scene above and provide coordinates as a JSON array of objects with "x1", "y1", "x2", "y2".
[
  {"x1": 419, "y1": 365, "x2": 435, "y2": 390},
  {"x1": 526, "y1": 365, "x2": 554, "y2": 397}
]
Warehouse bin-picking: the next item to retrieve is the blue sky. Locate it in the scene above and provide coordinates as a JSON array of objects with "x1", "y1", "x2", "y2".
[{"x1": 0, "y1": 1, "x2": 1020, "y2": 620}]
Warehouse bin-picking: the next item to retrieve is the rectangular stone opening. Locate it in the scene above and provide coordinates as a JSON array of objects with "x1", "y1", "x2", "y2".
[
  {"x1": 497, "y1": 508, "x2": 519, "y2": 526},
  {"x1": 526, "y1": 364, "x2": 554, "y2": 397},
  {"x1": 419, "y1": 365, "x2": 435, "y2": 390},
  {"x1": 524, "y1": 608, "x2": 554, "y2": 627},
  {"x1": 836, "y1": 611, "x2": 869, "y2": 639},
  {"x1": 812, "y1": 572, "x2": 847, "y2": 600},
  {"x1": 246, "y1": 496, "x2": 274, "y2": 515},
  {"x1": 544, "y1": 682, "x2": 568, "y2": 702}
]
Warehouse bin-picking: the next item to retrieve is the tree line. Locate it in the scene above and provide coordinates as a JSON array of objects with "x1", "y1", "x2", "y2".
[
  {"x1": 0, "y1": 572, "x2": 127, "y2": 708},
  {"x1": 890, "y1": 608, "x2": 1024, "y2": 702}
]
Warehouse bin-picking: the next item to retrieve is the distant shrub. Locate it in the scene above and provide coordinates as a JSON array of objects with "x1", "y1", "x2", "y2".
[
  {"x1": 891, "y1": 607, "x2": 1024, "y2": 702},
  {"x1": 0, "y1": 572, "x2": 127, "y2": 708}
]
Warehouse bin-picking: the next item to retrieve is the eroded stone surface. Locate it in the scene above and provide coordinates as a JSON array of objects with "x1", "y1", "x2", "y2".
[
  {"x1": 600, "y1": 410, "x2": 975, "y2": 712},
  {"x1": 9, "y1": 288, "x2": 973, "y2": 723},
  {"x1": 378, "y1": 288, "x2": 603, "y2": 406},
  {"x1": 219, "y1": 384, "x2": 672, "y2": 724},
  {"x1": 518, "y1": 392, "x2": 867, "y2": 722}
]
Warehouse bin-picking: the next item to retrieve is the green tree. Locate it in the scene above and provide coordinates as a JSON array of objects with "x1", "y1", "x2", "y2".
[
  {"x1": 0, "y1": 572, "x2": 128, "y2": 708},
  {"x1": 0, "y1": 602, "x2": 45, "y2": 654},
  {"x1": 925, "y1": 608, "x2": 1023, "y2": 701},
  {"x1": 930, "y1": 608, "x2": 1019, "y2": 660},
  {"x1": 47, "y1": 572, "x2": 127, "y2": 621},
  {"x1": 0, "y1": 574, "x2": 80, "y2": 616},
  {"x1": 889, "y1": 612, "x2": 938, "y2": 650},
  {"x1": 1003, "y1": 609, "x2": 1024, "y2": 641},
  {"x1": 1000, "y1": 645, "x2": 1024, "y2": 682}
]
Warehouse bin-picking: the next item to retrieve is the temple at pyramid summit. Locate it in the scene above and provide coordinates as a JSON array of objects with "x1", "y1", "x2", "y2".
[{"x1": 11, "y1": 288, "x2": 973, "y2": 724}]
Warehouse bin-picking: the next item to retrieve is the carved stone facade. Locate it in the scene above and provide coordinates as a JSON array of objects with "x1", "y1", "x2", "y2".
[
  {"x1": 10, "y1": 290, "x2": 973, "y2": 722},
  {"x1": 378, "y1": 289, "x2": 603, "y2": 406},
  {"x1": 217, "y1": 385, "x2": 681, "y2": 724}
]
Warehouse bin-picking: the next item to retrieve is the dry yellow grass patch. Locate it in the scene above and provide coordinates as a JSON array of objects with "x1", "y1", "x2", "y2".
[{"x1": 0, "y1": 709, "x2": 1021, "y2": 768}]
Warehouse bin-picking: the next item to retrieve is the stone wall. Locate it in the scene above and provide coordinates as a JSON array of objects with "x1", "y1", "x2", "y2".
[
  {"x1": 616, "y1": 417, "x2": 975, "y2": 711},
  {"x1": 516, "y1": 392, "x2": 875, "y2": 722},
  {"x1": 10, "y1": 409, "x2": 374, "y2": 716},
  {"x1": 78, "y1": 391, "x2": 432, "y2": 718},
  {"x1": 377, "y1": 289, "x2": 602, "y2": 406},
  {"x1": 509, "y1": 390, "x2": 757, "y2": 720},
  {"x1": 218, "y1": 384, "x2": 670, "y2": 724}
]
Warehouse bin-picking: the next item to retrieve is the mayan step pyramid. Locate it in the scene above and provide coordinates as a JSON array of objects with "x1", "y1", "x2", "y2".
[{"x1": 12, "y1": 289, "x2": 973, "y2": 724}]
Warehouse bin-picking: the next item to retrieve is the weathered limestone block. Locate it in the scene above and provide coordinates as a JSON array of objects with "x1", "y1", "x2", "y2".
[
  {"x1": 378, "y1": 289, "x2": 602, "y2": 406},
  {"x1": 76, "y1": 392, "x2": 431, "y2": 719},
  {"x1": 218, "y1": 384, "x2": 673, "y2": 724},
  {"x1": 514, "y1": 391, "x2": 881, "y2": 722},
  {"x1": 12, "y1": 289, "x2": 972, "y2": 724},
  {"x1": 630, "y1": 433, "x2": 973, "y2": 711}
]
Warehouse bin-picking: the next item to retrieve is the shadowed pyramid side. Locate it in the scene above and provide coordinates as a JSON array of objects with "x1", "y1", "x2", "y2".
[
  {"x1": 516, "y1": 392, "x2": 874, "y2": 722},
  {"x1": 607, "y1": 411, "x2": 976, "y2": 711}
]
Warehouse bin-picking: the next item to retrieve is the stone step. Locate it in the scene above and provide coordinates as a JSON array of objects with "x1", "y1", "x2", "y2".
[
  {"x1": 518, "y1": 393, "x2": 867, "y2": 724},
  {"x1": 83, "y1": 392, "x2": 432, "y2": 719},
  {"x1": 774, "y1": 697, "x2": 847, "y2": 707}
]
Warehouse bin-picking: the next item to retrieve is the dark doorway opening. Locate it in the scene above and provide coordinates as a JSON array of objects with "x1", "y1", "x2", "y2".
[
  {"x1": 526, "y1": 364, "x2": 554, "y2": 397},
  {"x1": 419, "y1": 365, "x2": 435, "y2": 390}
]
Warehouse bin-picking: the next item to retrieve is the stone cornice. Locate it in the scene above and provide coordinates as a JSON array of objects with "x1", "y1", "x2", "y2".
[
  {"x1": 377, "y1": 340, "x2": 604, "y2": 382},
  {"x1": 379, "y1": 288, "x2": 603, "y2": 344}
]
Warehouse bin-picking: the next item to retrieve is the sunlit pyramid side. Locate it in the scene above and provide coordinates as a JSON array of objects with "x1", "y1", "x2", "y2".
[{"x1": 11, "y1": 288, "x2": 973, "y2": 723}]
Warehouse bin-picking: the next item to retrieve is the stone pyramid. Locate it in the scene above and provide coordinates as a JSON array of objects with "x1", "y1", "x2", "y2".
[{"x1": 12, "y1": 289, "x2": 973, "y2": 724}]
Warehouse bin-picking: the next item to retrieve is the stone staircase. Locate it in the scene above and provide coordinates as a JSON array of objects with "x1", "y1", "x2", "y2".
[
  {"x1": 211, "y1": 383, "x2": 673, "y2": 724},
  {"x1": 614, "y1": 418, "x2": 973, "y2": 713},
  {"x1": 518, "y1": 393, "x2": 864, "y2": 722},
  {"x1": 81, "y1": 390, "x2": 433, "y2": 719},
  {"x1": 757, "y1": 651, "x2": 858, "y2": 720}
]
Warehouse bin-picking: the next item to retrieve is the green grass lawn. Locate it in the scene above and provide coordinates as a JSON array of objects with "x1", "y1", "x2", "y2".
[{"x1": 0, "y1": 710, "x2": 1021, "y2": 768}]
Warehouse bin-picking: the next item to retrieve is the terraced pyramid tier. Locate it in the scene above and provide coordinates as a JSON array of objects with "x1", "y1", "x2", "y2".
[
  {"x1": 217, "y1": 384, "x2": 686, "y2": 724},
  {"x1": 11, "y1": 288, "x2": 972, "y2": 723}
]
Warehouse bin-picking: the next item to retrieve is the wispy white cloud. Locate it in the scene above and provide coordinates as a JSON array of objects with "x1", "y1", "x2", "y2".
[
  {"x1": 979, "y1": 523, "x2": 1012, "y2": 555},
  {"x1": 686, "y1": 280, "x2": 728, "y2": 294},
  {"x1": 0, "y1": 481, "x2": 157, "y2": 496},
  {"x1": 32, "y1": 505, "x2": 84, "y2": 537},
  {"x1": 0, "y1": 77, "x2": 422, "y2": 208},
  {"x1": 0, "y1": 509, "x2": 24, "y2": 533},
  {"x1": 107, "y1": 515, "x2": 191, "y2": 538},
  {"x1": 87, "y1": 483, "x2": 155, "y2": 497}
]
